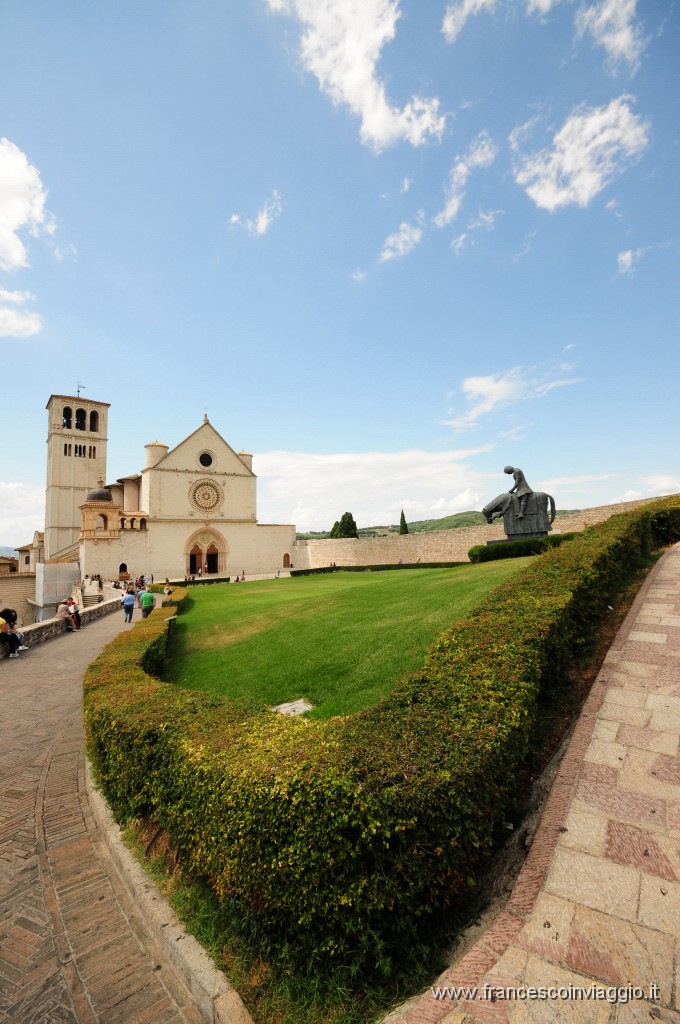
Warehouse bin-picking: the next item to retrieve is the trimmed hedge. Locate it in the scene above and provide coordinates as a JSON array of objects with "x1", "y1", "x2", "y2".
[
  {"x1": 84, "y1": 500, "x2": 680, "y2": 975},
  {"x1": 468, "y1": 531, "x2": 578, "y2": 562},
  {"x1": 291, "y1": 561, "x2": 465, "y2": 576}
]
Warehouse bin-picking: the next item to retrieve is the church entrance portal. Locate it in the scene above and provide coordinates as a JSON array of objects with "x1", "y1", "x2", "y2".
[
  {"x1": 185, "y1": 530, "x2": 227, "y2": 577},
  {"x1": 189, "y1": 545, "x2": 202, "y2": 575},
  {"x1": 206, "y1": 544, "x2": 218, "y2": 574}
]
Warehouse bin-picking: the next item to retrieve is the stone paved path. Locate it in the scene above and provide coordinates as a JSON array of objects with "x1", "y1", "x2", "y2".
[
  {"x1": 0, "y1": 607, "x2": 205, "y2": 1024},
  {"x1": 5, "y1": 549, "x2": 680, "y2": 1024},
  {"x1": 389, "y1": 543, "x2": 680, "y2": 1024}
]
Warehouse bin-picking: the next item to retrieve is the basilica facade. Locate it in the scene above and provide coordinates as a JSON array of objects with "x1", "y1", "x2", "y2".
[{"x1": 43, "y1": 394, "x2": 295, "y2": 581}]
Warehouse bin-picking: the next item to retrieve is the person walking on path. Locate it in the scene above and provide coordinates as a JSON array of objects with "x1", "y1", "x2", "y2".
[
  {"x1": 140, "y1": 588, "x2": 156, "y2": 618},
  {"x1": 122, "y1": 587, "x2": 136, "y2": 623}
]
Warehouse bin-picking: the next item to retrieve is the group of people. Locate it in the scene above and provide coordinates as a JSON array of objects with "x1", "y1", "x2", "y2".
[
  {"x1": 2, "y1": 572, "x2": 165, "y2": 660},
  {"x1": 0, "y1": 607, "x2": 28, "y2": 659},
  {"x1": 120, "y1": 581, "x2": 157, "y2": 623},
  {"x1": 56, "y1": 597, "x2": 82, "y2": 631},
  {"x1": 233, "y1": 571, "x2": 246, "y2": 582}
]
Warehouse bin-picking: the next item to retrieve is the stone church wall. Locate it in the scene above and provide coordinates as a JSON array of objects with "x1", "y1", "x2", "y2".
[{"x1": 292, "y1": 494, "x2": 678, "y2": 570}]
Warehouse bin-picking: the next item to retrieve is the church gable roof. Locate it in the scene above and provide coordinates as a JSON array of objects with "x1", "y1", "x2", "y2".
[{"x1": 146, "y1": 420, "x2": 255, "y2": 476}]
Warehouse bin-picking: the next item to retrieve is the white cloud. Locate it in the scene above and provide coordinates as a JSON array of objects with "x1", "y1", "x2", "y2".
[
  {"x1": 434, "y1": 132, "x2": 497, "y2": 228},
  {"x1": 451, "y1": 233, "x2": 468, "y2": 255},
  {"x1": 441, "y1": 0, "x2": 496, "y2": 44},
  {"x1": 513, "y1": 96, "x2": 649, "y2": 212},
  {"x1": 512, "y1": 229, "x2": 537, "y2": 262},
  {"x1": 229, "y1": 190, "x2": 282, "y2": 236},
  {"x1": 0, "y1": 306, "x2": 41, "y2": 338},
  {"x1": 616, "y1": 247, "x2": 635, "y2": 274},
  {"x1": 526, "y1": 0, "x2": 562, "y2": 13},
  {"x1": 444, "y1": 362, "x2": 582, "y2": 430},
  {"x1": 609, "y1": 477, "x2": 680, "y2": 505},
  {"x1": 0, "y1": 288, "x2": 36, "y2": 303},
  {"x1": 254, "y1": 446, "x2": 495, "y2": 531},
  {"x1": 576, "y1": 0, "x2": 645, "y2": 66},
  {"x1": 0, "y1": 138, "x2": 49, "y2": 271},
  {"x1": 638, "y1": 475, "x2": 680, "y2": 496},
  {"x1": 400, "y1": 176, "x2": 412, "y2": 193},
  {"x1": 0, "y1": 288, "x2": 41, "y2": 338},
  {"x1": 467, "y1": 208, "x2": 502, "y2": 230},
  {"x1": 616, "y1": 243, "x2": 667, "y2": 275},
  {"x1": 0, "y1": 482, "x2": 44, "y2": 546},
  {"x1": 379, "y1": 220, "x2": 422, "y2": 262},
  {"x1": 266, "y1": 0, "x2": 445, "y2": 150},
  {"x1": 541, "y1": 473, "x2": 614, "y2": 490},
  {"x1": 351, "y1": 268, "x2": 367, "y2": 282}
]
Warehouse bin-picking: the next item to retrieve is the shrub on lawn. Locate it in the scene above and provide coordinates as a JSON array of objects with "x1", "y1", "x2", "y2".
[
  {"x1": 291, "y1": 561, "x2": 465, "y2": 575},
  {"x1": 84, "y1": 501, "x2": 680, "y2": 976},
  {"x1": 468, "y1": 532, "x2": 578, "y2": 562}
]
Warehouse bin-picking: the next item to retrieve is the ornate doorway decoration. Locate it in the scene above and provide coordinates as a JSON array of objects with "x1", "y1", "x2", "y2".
[{"x1": 184, "y1": 528, "x2": 227, "y2": 576}]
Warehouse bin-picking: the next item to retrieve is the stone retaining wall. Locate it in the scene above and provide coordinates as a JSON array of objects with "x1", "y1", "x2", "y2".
[
  {"x1": 0, "y1": 596, "x2": 120, "y2": 660},
  {"x1": 292, "y1": 494, "x2": 678, "y2": 570}
]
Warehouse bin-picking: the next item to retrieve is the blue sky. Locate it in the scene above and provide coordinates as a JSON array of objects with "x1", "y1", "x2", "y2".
[{"x1": 1, "y1": 0, "x2": 678, "y2": 546}]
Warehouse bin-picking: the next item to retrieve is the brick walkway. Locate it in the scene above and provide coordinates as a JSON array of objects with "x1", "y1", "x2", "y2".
[
  {"x1": 0, "y1": 607, "x2": 205, "y2": 1024},
  {"x1": 4, "y1": 550, "x2": 680, "y2": 1024},
  {"x1": 388, "y1": 543, "x2": 680, "y2": 1024}
]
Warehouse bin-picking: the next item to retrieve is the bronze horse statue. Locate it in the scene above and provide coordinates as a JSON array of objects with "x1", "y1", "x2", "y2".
[{"x1": 482, "y1": 491, "x2": 556, "y2": 538}]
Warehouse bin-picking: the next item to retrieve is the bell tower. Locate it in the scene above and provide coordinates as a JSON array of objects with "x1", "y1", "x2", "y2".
[{"x1": 44, "y1": 394, "x2": 110, "y2": 559}]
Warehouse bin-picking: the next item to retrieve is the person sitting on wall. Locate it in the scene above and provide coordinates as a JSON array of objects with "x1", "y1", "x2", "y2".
[
  {"x1": 56, "y1": 600, "x2": 76, "y2": 632},
  {"x1": 0, "y1": 608, "x2": 28, "y2": 657},
  {"x1": 67, "y1": 598, "x2": 82, "y2": 630}
]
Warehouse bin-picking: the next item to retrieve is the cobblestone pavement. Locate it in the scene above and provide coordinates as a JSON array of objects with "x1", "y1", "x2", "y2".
[
  {"x1": 389, "y1": 543, "x2": 680, "y2": 1024},
  {"x1": 0, "y1": 607, "x2": 205, "y2": 1024}
]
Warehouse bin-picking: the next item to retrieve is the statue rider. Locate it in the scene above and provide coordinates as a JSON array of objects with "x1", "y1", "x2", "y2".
[{"x1": 504, "y1": 466, "x2": 533, "y2": 520}]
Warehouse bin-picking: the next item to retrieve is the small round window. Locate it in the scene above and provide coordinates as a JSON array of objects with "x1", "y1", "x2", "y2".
[{"x1": 199, "y1": 452, "x2": 213, "y2": 468}]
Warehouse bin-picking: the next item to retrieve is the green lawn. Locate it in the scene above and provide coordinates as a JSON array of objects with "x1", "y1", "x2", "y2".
[{"x1": 163, "y1": 562, "x2": 528, "y2": 718}]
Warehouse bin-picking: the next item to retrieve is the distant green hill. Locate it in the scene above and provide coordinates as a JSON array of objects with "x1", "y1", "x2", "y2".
[{"x1": 296, "y1": 508, "x2": 580, "y2": 540}]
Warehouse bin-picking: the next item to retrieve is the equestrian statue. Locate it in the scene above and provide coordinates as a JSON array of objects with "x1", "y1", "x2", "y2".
[{"x1": 482, "y1": 466, "x2": 555, "y2": 539}]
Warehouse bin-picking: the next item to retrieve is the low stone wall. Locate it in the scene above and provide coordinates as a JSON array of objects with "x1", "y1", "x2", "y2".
[
  {"x1": 292, "y1": 494, "x2": 680, "y2": 570},
  {"x1": 293, "y1": 522, "x2": 506, "y2": 569},
  {"x1": 0, "y1": 596, "x2": 120, "y2": 660}
]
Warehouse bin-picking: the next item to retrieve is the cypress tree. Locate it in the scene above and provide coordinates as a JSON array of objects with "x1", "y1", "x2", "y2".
[
  {"x1": 399, "y1": 509, "x2": 409, "y2": 534},
  {"x1": 330, "y1": 512, "x2": 358, "y2": 538}
]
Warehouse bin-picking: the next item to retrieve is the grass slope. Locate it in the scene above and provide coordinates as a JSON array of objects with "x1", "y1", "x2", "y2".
[{"x1": 163, "y1": 562, "x2": 527, "y2": 718}]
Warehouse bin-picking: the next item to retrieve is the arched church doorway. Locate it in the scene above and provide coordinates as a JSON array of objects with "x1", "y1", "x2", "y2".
[
  {"x1": 283, "y1": 553, "x2": 291, "y2": 567},
  {"x1": 185, "y1": 529, "x2": 228, "y2": 577},
  {"x1": 189, "y1": 545, "x2": 202, "y2": 575},
  {"x1": 206, "y1": 544, "x2": 219, "y2": 574}
]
